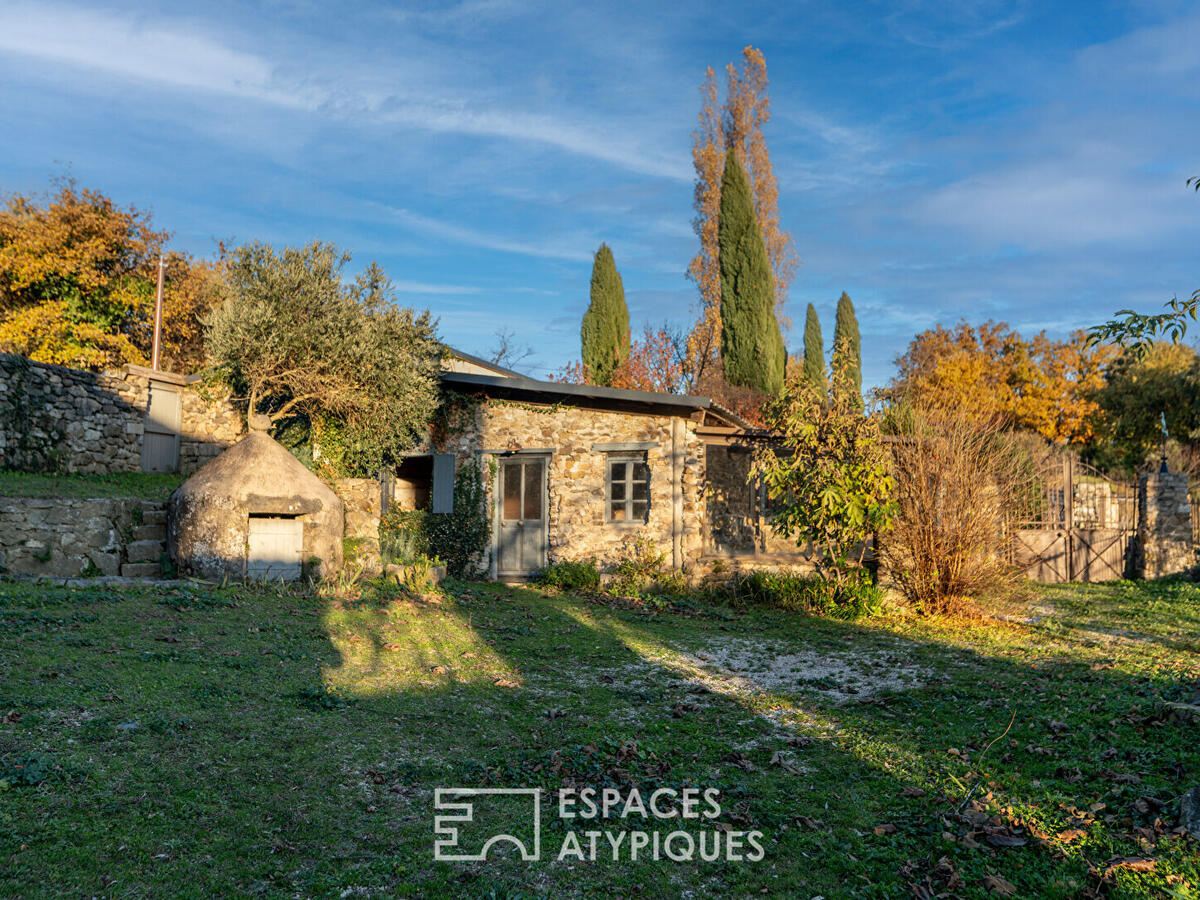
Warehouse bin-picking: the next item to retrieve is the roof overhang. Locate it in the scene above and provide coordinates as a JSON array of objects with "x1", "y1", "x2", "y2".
[{"x1": 438, "y1": 371, "x2": 752, "y2": 429}]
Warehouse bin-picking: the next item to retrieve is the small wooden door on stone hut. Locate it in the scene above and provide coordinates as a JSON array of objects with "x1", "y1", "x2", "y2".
[
  {"x1": 496, "y1": 454, "x2": 548, "y2": 578},
  {"x1": 141, "y1": 380, "x2": 181, "y2": 473},
  {"x1": 246, "y1": 515, "x2": 303, "y2": 581}
]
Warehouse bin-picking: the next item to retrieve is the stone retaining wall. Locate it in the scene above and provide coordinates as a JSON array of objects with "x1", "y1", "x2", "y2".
[
  {"x1": 0, "y1": 354, "x2": 242, "y2": 475},
  {"x1": 0, "y1": 496, "x2": 159, "y2": 577}
]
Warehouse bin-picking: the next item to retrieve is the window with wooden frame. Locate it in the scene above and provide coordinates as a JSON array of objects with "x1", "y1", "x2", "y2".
[{"x1": 607, "y1": 455, "x2": 650, "y2": 523}]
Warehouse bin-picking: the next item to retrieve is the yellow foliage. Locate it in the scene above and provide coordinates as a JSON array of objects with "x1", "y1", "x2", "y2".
[
  {"x1": 0, "y1": 179, "x2": 222, "y2": 372},
  {"x1": 0, "y1": 299, "x2": 146, "y2": 369}
]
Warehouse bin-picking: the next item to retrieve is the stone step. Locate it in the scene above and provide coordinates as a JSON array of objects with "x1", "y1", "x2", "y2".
[
  {"x1": 140, "y1": 509, "x2": 168, "y2": 527},
  {"x1": 133, "y1": 524, "x2": 167, "y2": 542},
  {"x1": 120, "y1": 562, "x2": 162, "y2": 578},
  {"x1": 125, "y1": 540, "x2": 165, "y2": 563}
]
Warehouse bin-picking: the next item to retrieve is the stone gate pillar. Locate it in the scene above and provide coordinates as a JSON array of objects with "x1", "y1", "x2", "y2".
[{"x1": 1136, "y1": 471, "x2": 1193, "y2": 579}]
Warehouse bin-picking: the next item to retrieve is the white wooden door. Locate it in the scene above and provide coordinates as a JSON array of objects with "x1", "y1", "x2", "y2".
[{"x1": 246, "y1": 517, "x2": 303, "y2": 581}]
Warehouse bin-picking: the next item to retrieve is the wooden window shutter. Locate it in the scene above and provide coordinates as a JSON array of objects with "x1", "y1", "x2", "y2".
[{"x1": 431, "y1": 453, "x2": 455, "y2": 513}]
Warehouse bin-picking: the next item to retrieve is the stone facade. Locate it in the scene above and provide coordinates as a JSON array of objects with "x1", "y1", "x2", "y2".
[
  {"x1": 440, "y1": 398, "x2": 706, "y2": 573},
  {"x1": 0, "y1": 496, "x2": 164, "y2": 577},
  {"x1": 0, "y1": 354, "x2": 241, "y2": 475},
  {"x1": 1136, "y1": 471, "x2": 1193, "y2": 579}
]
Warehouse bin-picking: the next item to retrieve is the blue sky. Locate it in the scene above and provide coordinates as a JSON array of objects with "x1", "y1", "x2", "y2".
[{"x1": 1, "y1": 0, "x2": 1197, "y2": 388}]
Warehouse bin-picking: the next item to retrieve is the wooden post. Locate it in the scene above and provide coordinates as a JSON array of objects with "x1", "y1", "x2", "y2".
[{"x1": 1063, "y1": 454, "x2": 1074, "y2": 581}]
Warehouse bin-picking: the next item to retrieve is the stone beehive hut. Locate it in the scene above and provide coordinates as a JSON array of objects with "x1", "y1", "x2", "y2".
[{"x1": 168, "y1": 431, "x2": 343, "y2": 581}]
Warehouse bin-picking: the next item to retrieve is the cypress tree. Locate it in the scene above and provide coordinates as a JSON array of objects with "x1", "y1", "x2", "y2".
[
  {"x1": 832, "y1": 291, "x2": 862, "y2": 408},
  {"x1": 802, "y1": 303, "x2": 826, "y2": 397},
  {"x1": 580, "y1": 243, "x2": 630, "y2": 386},
  {"x1": 718, "y1": 150, "x2": 785, "y2": 395}
]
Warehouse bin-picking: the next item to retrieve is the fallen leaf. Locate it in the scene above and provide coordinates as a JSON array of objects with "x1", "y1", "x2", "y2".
[
  {"x1": 900, "y1": 786, "x2": 927, "y2": 798},
  {"x1": 983, "y1": 873, "x2": 1017, "y2": 896},
  {"x1": 874, "y1": 823, "x2": 898, "y2": 836},
  {"x1": 1105, "y1": 857, "x2": 1156, "y2": 874}
]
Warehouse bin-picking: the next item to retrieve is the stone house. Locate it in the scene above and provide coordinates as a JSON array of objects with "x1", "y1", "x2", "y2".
[{"x1": 389, "y1": 350, "x2": 806, "y2": 579}]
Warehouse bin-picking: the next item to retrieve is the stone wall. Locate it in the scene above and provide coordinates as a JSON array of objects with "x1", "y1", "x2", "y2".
[
  {"x1": 180, "y1": 389, "x2": 243, "y2": 474},
  {"x1": 1136, "y1": 471, "x2": 1193, "y2": 579},
  {"x1": 441, "y1": 398, "x2": 705, "y2": 572},
  {"x1": 336, "y1": 477, "x2": 382, "y2": 569},
  {"x1": 0, "y1": 496, "x2": 160, "y2": 577},
  {"x1": 0, "y1": 354, "x2": 241, "y2": 476}
]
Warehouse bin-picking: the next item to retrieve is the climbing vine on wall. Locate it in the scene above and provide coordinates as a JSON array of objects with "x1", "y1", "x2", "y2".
[
  {"x1": 429, "y1": 390, "x2": 483, "y2": 451},
  {"x1": 0, "y1": 354, "x2": 66, "y2": 473},
  {"x1": 426, "y1": 458, "x2": 493, "y2": 577}
]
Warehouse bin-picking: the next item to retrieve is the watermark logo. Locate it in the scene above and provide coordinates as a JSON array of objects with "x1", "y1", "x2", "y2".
[
  {"x1": 433, "y1": 786, "x2": 763, "y2": 863},
  {"x1": 433, "y1": 788, "x2": 542, "y2": 861}
]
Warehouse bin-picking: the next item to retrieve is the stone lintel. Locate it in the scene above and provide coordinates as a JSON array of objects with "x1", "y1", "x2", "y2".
[{"x1": 591, "y1": 441, "x2": 659, "y2": 452}]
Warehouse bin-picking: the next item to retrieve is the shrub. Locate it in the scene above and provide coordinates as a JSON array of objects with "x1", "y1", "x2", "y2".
[
  {"x1": 736, "y1": 569, "x2": 883, "y2": 619},
  {"x1": 608, "y1": 537, "x2": 668, "y2": 597},
  {"x1": 380, "y1": 508, "x2": 428, "y2": 565},
  {"x1": 754, "y1": 347, "x2": 895, "y2": 589},
  {"x1": 537, "y1": 559, "x2": 601, "y2": 593},
  {"x1": 397, "y1": 555, "x2": 437, "y2": 594},
  {"x1": 425, "y1": 460, "x2": 491, "y2": 578},
  {"x1": 880, "y1": 402, "x2": 1033, "y2": 616}
]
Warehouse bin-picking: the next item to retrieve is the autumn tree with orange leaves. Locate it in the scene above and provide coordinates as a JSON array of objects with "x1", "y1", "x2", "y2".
[
  {"x1": 686, "y1": 47, "x2": 797, "y2": 393},
  {"x1": 0, "y1": 179, "x2": 221, "y2": 372},
  {"x1": 555, "y1": 325, "x2": 688, "y2": 396},
  {"x1": 886, "y1": 321, "x2": 1116, "y2": 445}
]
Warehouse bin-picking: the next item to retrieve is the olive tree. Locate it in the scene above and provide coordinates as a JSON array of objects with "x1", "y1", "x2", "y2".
[{"x1": 204, "y1": 241, "x2": 441, "y2": 475}]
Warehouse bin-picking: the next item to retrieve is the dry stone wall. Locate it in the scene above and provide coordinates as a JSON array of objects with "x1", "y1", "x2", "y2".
[
  {"x1": 0, "y1": 354, "x2": 241, "y2": 475},
  {"x1": 335, "y1": 477, "x2": 382, "y2": 570},
  {"x1": 0, "y1": 497, "x2": 162, "y2": 577}
]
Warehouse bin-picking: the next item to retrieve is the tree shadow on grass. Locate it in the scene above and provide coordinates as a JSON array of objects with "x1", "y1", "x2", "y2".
[{"x1": 315, "y1": 581, "x2": 1200, "y2": 899}]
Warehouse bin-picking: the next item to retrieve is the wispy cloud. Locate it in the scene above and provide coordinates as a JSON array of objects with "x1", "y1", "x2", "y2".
[
  {"x1": 881, "y1": 0, "x2": 1030, "y2": 50},
  {"x1": 391, "y1": 280, "x2": 483, "y2": 295},
  {"x1": 0, "y1": 2, "x2": 689, "y2": 180},
  {"x1": 387, "y1": 207, "x2": 593, "y2": 262},
  {"x1": 917, "y1": 164, "x2": 1195, "y2": 248},
  {"x1": 0, "y1": 3, "x2": 298, "y2": 104}
]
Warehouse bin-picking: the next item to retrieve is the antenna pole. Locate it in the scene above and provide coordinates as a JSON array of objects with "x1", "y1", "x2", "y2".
[{"x1": 151, "y1": 255, "x2": 165, "y2": 370}]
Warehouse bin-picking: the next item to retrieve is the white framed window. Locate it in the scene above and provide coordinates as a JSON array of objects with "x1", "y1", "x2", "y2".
[{"x1": 607, "y1": 455, "x2": 650, "y2": 523}]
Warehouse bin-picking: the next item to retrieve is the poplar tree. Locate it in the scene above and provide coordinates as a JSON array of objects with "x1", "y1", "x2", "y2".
[
  {"x1": 580, "y1": 243, "x2": 630, "y2": 386},
  {"x1": 803, "y1": 303, "x2": 826, "y2": 397},
  {"x1": 833, "y1": 291, "x2": 862, "y2": 408},
  {"x1": 719, "y1": 150, "x2": 785, "y2": 395},
  {"x1": 686, "y1": 47, "x2": 797, "y2": 383}
]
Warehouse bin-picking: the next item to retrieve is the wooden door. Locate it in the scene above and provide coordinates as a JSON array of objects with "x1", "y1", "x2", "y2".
[
  {"x1": 141, "y1": 382, "x2": 181, "y2": 473},
  {"x1": 247, "y1": 517, "x2": 303, "y2": 581},
  {"x1": 496, "y1": 457, "x2": 547, "y2": 577}
]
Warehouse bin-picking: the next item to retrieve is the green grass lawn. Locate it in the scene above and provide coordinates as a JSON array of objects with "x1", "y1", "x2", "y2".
[
  {"x1": 0, "y1": 578, "x2": 1197, "y2": 898},
  {"x1": 0, "y1": 470, "x2": 185, "y2": 502}
]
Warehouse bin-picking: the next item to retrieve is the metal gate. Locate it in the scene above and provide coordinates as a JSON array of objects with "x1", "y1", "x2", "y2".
[{"x1": 1008, "y1": 455, "x2": 1136, "y2": 583}]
